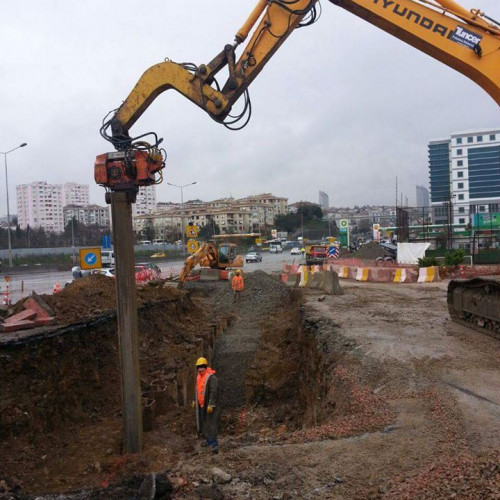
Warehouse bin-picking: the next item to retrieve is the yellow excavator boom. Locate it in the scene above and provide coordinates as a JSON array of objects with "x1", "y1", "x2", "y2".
[{"x1": 101, "y1": 0, "x2": 500, "y2": 151}]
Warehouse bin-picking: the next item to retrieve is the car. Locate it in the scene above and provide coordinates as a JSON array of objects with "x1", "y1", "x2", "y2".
[
  {"x1": 245, "y1": 251, "x2": 262, "y2": 263},
  {"x1": 290, "y1": 247, "x2": 302, "y2": 255},
  {"x1": 91, "y1": 267, "x2": 115, "y2": 278},
  {"x1": 137, "y1": 262, "x2": 162, "y2": 279}
]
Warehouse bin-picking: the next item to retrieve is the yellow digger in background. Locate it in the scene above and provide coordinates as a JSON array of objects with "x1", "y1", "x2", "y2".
[{"x1": 178, "y1": 242, "x2": 244, "y2": 287}]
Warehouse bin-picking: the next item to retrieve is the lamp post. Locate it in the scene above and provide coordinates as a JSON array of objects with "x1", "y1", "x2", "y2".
[
  {"x1": 166, "y1": 181, "x2": 197, "y2": 253},
  {"x1": 0, "y1": 143, "x2": 27, "y2": 267}
]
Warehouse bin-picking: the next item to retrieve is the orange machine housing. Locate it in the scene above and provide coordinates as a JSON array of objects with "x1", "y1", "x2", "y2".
[{"x1": 94, "y1": 150, "x2": 164, "y2": 191}]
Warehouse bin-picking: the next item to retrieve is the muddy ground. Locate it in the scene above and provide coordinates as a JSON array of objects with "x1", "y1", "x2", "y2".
[{"x1": 0, "y1": 273, "x2": 499, "y2": 499}]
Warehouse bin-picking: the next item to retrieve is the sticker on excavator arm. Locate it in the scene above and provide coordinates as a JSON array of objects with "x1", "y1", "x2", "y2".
[
  {"x1": 80, "y1": 247, "x2": 102, "y2": 269},
  {"x1": 187, "y1": 239, "x2": 199, "y2": 254}
]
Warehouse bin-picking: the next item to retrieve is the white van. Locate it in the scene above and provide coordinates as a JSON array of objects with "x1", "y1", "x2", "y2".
[
  {"x1": 140, "y1": 240, "x2": 152, "y2": 245},
  {"x1": 269, "y1": 242, "x2": 283, "y2": 253},
  {"x1": 101, "y1": 250, "x2": 115, "y2": 268}
]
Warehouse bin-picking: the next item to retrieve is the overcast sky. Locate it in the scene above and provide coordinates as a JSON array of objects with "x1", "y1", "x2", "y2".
[{"x1": 1, "y1": 0, "x2": 498, "y2": 213}]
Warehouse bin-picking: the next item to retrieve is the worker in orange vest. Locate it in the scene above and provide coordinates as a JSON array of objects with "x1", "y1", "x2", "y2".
[
  {"x1": 194, "y1": 357, "x2": 219, "y2": 453},
  {"x1": 231, "y1": 269, "x2": 244, "y2": 302}
]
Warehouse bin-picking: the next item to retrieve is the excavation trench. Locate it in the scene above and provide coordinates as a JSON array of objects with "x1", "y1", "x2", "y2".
[
  {"x1": 0, "y1": 272, "x2": 394, "y2": 497},
  {"x1": 190, "y1": 271, "x2": 394, "y2": 442}
]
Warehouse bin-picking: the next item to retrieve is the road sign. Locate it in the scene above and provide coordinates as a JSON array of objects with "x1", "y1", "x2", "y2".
[
  {"x1": 187, "y1": 239, "x2": 199, "y2": 254},
  {"x1": 80, "y1": 247, "x2": 102, "y2": 270},
  {"x1": 255, "y1": 238, "x2": 262, "y2": 246},
  {"x1": 186, "y1": 225, "x2": 198, "y2": 238}
]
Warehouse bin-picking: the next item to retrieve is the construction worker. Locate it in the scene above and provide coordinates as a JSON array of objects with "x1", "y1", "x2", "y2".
[
  {"x1": 194, "y1": 357, "x2": 219, "y2": 453},
  {"x1": 231, "y1": 269, "x2": 244, "y2": 302}
]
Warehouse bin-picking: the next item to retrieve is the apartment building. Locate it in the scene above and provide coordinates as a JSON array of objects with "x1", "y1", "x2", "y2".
[
  {"x1": 132, "y1": 185, "x2": 157, "y2": 231},
  {"x1": 135, "y1": 193, "x2": 288, "y2": 236},
  {"x1": 429, "y1": 128, "x2": 500, "y2": 225},
  {"x1": 64, "y1": 182, "x2": 89, "y2": 207},
  {"x1": 64, "y1": 204, "x2": 110, "y2": 227},
  {"x1": 17, "y1": 182, "x2": 64, "y2": 233}
]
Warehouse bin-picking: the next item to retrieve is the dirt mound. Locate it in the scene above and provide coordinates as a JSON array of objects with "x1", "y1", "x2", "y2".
[
  {"x1": 38, "y1": 275, "x2": 181, "y2": 325},
  {"x1": 349, "y1": 241, "x2": 391, "y2": 260}
]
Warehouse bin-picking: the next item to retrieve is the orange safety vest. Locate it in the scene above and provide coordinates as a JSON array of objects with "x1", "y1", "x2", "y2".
[
  {"x1": 196, "y1": 367, "x2": 215, "y2": 408},
  {"x1": 232, "y1": 274, "x2": 244, "y2": 292}
]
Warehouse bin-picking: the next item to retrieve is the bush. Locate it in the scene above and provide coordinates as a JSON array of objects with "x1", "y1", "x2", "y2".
[
  {"x1": 444, "y1": 249, "x2": 465, "y2": 266},
  {"x1": 418, "y1": 256, "x2": 440, "y2": 268}
]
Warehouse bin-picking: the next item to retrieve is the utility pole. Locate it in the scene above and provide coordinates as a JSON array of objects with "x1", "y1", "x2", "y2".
[{"x1": 167, "y1": 181, "x2": 197, "y2": 254}]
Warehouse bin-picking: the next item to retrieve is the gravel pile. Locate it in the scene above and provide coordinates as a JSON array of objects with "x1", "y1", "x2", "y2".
[{"x1": 348, "y1": 241, "x2": 391, "y2": 260}]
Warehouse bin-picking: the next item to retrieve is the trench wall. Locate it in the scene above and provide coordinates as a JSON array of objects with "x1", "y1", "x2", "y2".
[{"x1": 0, "y1": 298, "x2": 229, "y2": 438}]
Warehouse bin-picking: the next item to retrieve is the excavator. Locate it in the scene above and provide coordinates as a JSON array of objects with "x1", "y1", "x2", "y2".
[
  {"x1": 95, "y1": 0, "x2": 500, "y2": 335},
  {"x1": 178, "y1": 242, "x2": 244, "y2": 286}
]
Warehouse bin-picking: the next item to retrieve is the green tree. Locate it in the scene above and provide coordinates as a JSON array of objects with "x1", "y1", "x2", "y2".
[{"x1": 198, "y1": 222, "x2": 220, "y2": 240}]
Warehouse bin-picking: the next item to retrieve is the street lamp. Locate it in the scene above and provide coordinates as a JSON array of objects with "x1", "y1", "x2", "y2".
[
  {"x1": 0, "y1": 142, "x2": 28, "y2": 267},
  {"x1": 166, "y1": 181, "x2": 197, "y2": 253}
]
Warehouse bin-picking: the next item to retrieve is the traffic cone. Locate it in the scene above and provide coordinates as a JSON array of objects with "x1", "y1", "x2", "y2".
[
  {"x1": 2, "y1": 291, "x2": 8, "y2": 306},
  {"x1": 53, "y1": 281, "x2": 60, "y2": 294}
]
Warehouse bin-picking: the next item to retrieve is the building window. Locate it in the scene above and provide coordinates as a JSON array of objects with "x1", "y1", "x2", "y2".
[
  {"x1": 477, "y1": 135, "x2": 483, "y2": 142},
  {"x1": 467, "y1": 136, "x2": 473, "y2": 143},
  {"x1": 457, "y1": 137, "x2": 462, "y2": 144},
  {"x1": 457, "y1": 149, "x2": 462, "y2": 155},
  {"x1": 479, "y1": 205, "x2": 486, "y2": 212},
  {"x1": 458, "y1": 207, "x2": 465, "y2": 213},
  {"x1": 459, "y1": 218, "x2": 465, "y2": 224},
  {"x1": 490, "y1": 134, "x2": 496, "y2": 141},
  {"x1": 458, "y1": 182, "x2": 464, "y2": 189},
  {"x1": 457, "y1": 171, "x2": 464, "y2": 178},
  {"x1": 457, "y1": 160, "x2": 463, "y2": 166},
  {"x1": 458, "y1": 194, "x2": 464, "y2": 200}
]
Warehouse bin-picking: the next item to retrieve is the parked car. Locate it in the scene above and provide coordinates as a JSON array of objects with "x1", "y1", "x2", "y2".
[
  {"x1": 245, "y1": 251, "x2": 262, "y2": 263},
  {"x1": 290, "y1": 247, "x2": 302, "y2": 255},
  {"x1": 137, "y1": 262, "x2": 162, "y2": 278},
  {"x1": 135, "y1": 265, "x2": 154, "y2": 282},
  {"x1": 91, "y1": 267, "x2": 115, "y2": 278}
]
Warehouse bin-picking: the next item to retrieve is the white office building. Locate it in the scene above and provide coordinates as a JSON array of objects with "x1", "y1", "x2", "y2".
[{"x1": 428, "y1": 128, "x2": 500, "y2": 225}]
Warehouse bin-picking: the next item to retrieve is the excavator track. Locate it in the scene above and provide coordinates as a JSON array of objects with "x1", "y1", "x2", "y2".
[{"x1": 447, "y1": 277, "x2": 500, "y2": 341}]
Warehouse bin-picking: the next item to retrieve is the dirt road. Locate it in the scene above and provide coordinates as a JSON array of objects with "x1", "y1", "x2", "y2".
[{"x1": 1, "y1": 274, "x2": 498, "y2": 499}]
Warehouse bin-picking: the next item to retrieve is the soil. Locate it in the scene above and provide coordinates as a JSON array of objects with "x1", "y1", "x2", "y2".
[
  {"x1": 1, "y1": 273, "x2": 499, "y2": 499},
  {"x1": 347, "y1": 241, "x2": 393, "y2": 260}
]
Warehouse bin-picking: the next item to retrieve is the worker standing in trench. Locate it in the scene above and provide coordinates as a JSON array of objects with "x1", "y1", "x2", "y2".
[
  {"x1": 231, "y1": 269, "x2": 244, "y2": 302},
  {"x1": 194, "y1": 357, "x2": 220, "y2": 454}
]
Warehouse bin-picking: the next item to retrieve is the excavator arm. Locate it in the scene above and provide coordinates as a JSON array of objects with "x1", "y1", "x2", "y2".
[
  {"x1": 178, "y1": 242, "x2": 220, "y2": 286},
  {"x1": 96, "y1": 0, "x2": 500, "y2": 194}
]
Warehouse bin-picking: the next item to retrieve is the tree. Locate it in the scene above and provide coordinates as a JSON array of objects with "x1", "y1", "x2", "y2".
[{"x1": 198, "y1": 222, "x2": 220, "y2": 240}]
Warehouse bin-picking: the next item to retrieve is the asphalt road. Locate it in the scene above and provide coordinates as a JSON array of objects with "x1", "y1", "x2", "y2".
[{"x1": 0, "y1": 251, "x2": 302, "y2": 303}]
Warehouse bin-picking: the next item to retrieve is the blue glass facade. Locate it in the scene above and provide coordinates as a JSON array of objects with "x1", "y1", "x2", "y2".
[
  {"x1": 468, "y1": 146, "x2": 500, "y2": 199},
  {"x1": 429, "y1": 142, "x2": 450, "y2": 203}
]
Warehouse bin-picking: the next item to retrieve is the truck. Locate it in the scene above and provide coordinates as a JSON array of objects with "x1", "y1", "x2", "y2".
[
  {"x1": 101, "y1": 249, "x2": 115, "y2": 268},
  {"x1": 306, "y1": 244, "x2": 328, "y2": 265}
]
